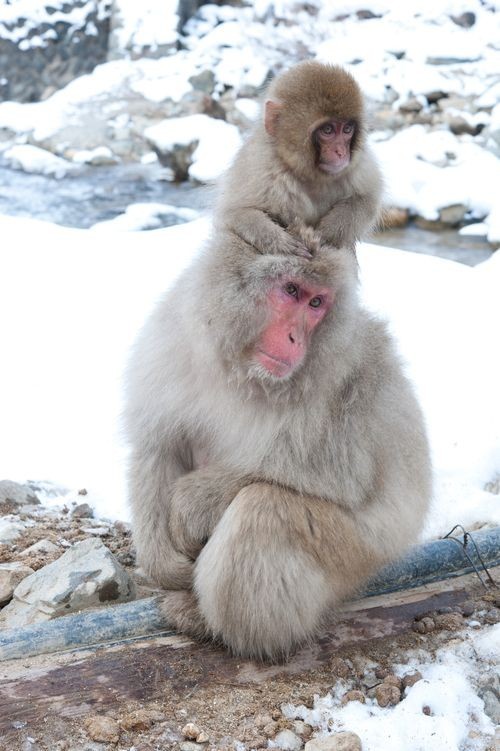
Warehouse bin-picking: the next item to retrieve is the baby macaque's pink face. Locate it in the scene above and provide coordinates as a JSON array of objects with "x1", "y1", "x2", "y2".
[
  {"x1": 254, "y1": 279, "x2": 333, "y2": 378},
  {"x1": 315, "y1": 119, "x2": 355, "y2": 175}
]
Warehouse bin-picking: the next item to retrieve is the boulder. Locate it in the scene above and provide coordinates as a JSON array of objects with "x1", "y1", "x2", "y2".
[
  {"x1": 0, "y1": 562, "x2": 35, "y2": 605},
  {"x1": 2, "y1": 537, "x2": 135, "y2": 627}
]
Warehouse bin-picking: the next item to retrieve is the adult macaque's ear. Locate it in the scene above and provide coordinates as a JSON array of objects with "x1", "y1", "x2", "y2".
[{"x1": 264, "y1": 99, "x2": 282, "y2": 136}]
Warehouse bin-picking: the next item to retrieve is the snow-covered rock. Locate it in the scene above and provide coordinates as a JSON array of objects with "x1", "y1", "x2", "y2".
[
  {"x1": 4, "y1": 144, "x2": 78, "y2": 179},
  {"x1": 91, "y1": 202, "x2": 200, "y2": 232},
  {"x1": 145, "y1": 114, "x2": 243, "y2": 182},
  {"x1": 0, "y1": 0, "x2": 111, "y2": 103}
]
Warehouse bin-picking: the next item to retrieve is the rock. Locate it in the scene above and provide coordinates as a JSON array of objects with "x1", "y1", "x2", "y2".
[
  {"x1": 189, "y1": 70, "x2": 216, "y2": 94},
  {"x1": 149, "y1": 136, "x2": 198, "y2": 181},
  {"x1": 413, "y1": 615, "x2": 436, "y2": 634},
  {"x1": 0, "y1": 480, "x2": 39, "y2": 506},
  {"x1": 375, "y1": 683, "x2": 401, "y2": 707},
  {"x1": 461, "y1": 601, "x2": 476, "y2": 617},
  {"x1": 121, "y1": 709, "x2": 155, "y2": 731},
  {"x1": 399, "y1": 97, "x2": 423, "y2": 114},
  {"x1": 305, "y1": 732, "x2": 362, "y2": 751},
  {"x1": 356, "y1": 10, "x2": 381, "y2": 20},
  {"x1": 439, "y1": 204, "x2": 468, "y2": 226},
  {"x1": 434, "y1": 612, "x2": 464, "y2": 630},
  {"x1": 427, "y1": 54, "x2": 480, "y2": 65},
  {"x1": 478, "y1": 675, "x2": 500, "y2": 724},
  {"x1": 20, "y1": 539, "x2": 60, "y2": 557},
  {"x1": 446, "y1": 115, "x2": 483, "y2": 137},
  {"x1": 422, "y1": 705, "x2": 432, "y2": 715},
  {"x1": 0, "y1": 516, "x2": 26, "y2": 543},
  {"x1": 484, "y1": 475, "x2": 500, "y2": 494},
  {"x1": 273, "y1": 729, "x2": 303, "y2": 751},
  {"x1": 263, "y1": 721, "x2": 279, "y2": 737},
  {"x1": 0, "y1": 1, "x2": 111, "y2": 103},
  {"x1": 84, "y1": 715, "x2": 120, "y2": 744},
  {"x1": 2, "y1": 538, "x2": 135, "y2": 627},
  {"x1": 180, "y1": 743, "x2": 205, "y2": 751},
  {"x1": 451, "y1": 12, "x2": 476, "y2": 28},
  {"x1": 402, "y1": 671, "x2": 423, "y2": 689},
  {"x1": 484, "y1": 609, "x2": 500, "y2": 625},
  {"x1": 425, "y1": 90, "x2": 449, "y2": 105},
  {"x1": 71, "y1": 503, "x2": 94, "y2": 519},
  {"x1": 182, "y1": 722, "x2": 201, "y2": 740},
  {"x1": 71, "y1": 146, "x2": 118, "y2": 166},
  {"x1": 0, "y1": 563, "x2": 35, "y2": 604},
  {"x1": 372, "y1": 108, "x2": 405, "y2": 131},
  {"x1": 292, "y1": 721, "x2": 313, "y2": 740},
  {"x1": 331, "y1": 656, "x2": 351, "y2": 678},
  {"x1": 81, "y1": 525, "x2": 111, "y2": 537},
  {"x1": 341, "y1": 690, "x2": 366, "y2": 705},
  {"x1": 383, "y1": 674, "x2": 403, "y2": 690},
  {"x1": 382, "y1": 207, "x2": 410, "y2": 229}
]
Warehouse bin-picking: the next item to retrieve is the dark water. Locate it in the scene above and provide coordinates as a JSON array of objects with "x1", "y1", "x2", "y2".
[
  {"x1": 371, "y1": 225, "x2": 493, "y2": 266},
  {"x1": 0, "y1": 162, "x2": 493, "y2": 266}
]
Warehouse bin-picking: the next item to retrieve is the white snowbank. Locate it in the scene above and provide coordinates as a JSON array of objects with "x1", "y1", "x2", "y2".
[
  {"x1": 90, "y1": 203, "x2": 199, "y2": 232},
  {"x1": 3, "y1": 144, "x2": 77, "y2": 179},
  {"x1": 372, "y1": 127, "x2": 500, "y2": 223},
  {"x1": 0, "y1": 214, "x2": 499, "y2": 536}
]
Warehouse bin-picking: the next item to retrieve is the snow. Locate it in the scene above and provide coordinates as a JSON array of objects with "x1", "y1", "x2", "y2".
[
  {"x1": 110, "y1": 0, "x2": 178, "y2": 53},
  {"x1": 0, "y1": 215, "x2": 210, "y2": 517},
  {"x1": 3, "y1": 144, "x2": 77, "y2": 179},
  {"x1": 283, "y1": 634, "x2": 498, "y2": 751},
  {"x1": 0, "y1": 214, "x2": 499, "y2": 540},
  {"x1": 0, "y1": 0, "x2": 109, "y2": 47},
  {"x1": 372, "y1": 128, "x2": 500, "y2": 222},
  {"x1": 90, "y1": 202, "x2": 199, "y2": 232},
  {"x1": 1, "y1": 3, "x2": 498, "y2": 226},
  {"x1": 0, "y1": 2, "x2": 499, "y2": 745}
]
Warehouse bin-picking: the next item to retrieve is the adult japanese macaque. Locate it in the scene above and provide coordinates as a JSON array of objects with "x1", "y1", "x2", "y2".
[
  {"x1": 215, "y1": 60, "x2": 383, "y2": 256},
  {"x1": 124, "y1": 226, "x2": 431, "y2": 662}
]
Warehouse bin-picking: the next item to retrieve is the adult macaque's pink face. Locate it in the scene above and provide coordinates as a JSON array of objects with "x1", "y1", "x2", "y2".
[
  {"x1": 315, "y1": 119, "x2": 355, "y2": 175},
  {"x1": 254, "y1": 280, "x2": 333, "y2": 378}
]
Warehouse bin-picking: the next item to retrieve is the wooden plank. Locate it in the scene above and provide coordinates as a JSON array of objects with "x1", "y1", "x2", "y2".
[{"x1": 0, "y1": 574, "x2": 482, "y2": 742}]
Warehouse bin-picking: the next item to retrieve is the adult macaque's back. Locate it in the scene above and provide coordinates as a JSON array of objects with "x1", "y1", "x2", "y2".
[
  {"x1": 124, "y1": 225, "x2": 431, "y2": 661},
  {"x1": 215, "y1": 60, "x2": 383, "y2": 256}
]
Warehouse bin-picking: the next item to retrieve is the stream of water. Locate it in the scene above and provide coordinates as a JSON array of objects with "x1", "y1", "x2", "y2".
[{"x1": 0, "y1": 161, "x2": 493, "y2": 267}]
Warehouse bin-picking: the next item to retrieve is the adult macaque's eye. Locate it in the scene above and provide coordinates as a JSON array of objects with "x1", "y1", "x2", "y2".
[
  {"x1": 320, "y1": 123, "x2": 335, "y2": 136},
  {"x1": 284, "y1": 282, "x2": 299, "y2": 298},
  {"x1": 309, "y1": 296, "x2": 323, "y2": 308}
]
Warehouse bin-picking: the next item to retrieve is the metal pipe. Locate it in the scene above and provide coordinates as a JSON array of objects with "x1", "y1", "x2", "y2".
[{"x1": 0, "y1": 526, "x2": 498, "y2": 662}]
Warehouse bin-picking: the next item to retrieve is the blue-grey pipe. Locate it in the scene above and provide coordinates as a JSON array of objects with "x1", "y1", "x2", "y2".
[{"x1": 0, "y1": 526, "x2": 498, "y2": 662}]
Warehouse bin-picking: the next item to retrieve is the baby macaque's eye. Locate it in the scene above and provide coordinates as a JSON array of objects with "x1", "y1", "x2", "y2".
[{"x1": 320, "y1": 123, "x2": 335, "y2": 136}]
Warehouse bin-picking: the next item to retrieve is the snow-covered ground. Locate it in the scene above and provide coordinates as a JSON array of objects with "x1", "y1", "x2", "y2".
[
  {"x1": 1, "y1": 211, "x2": 499, "y2": 750},
  {"x1": 1, "y1": 212, "x2": 499, "y2": 538},
  {"x1": 283, "y1": 625, "x2": 500, "y2": 751}
]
